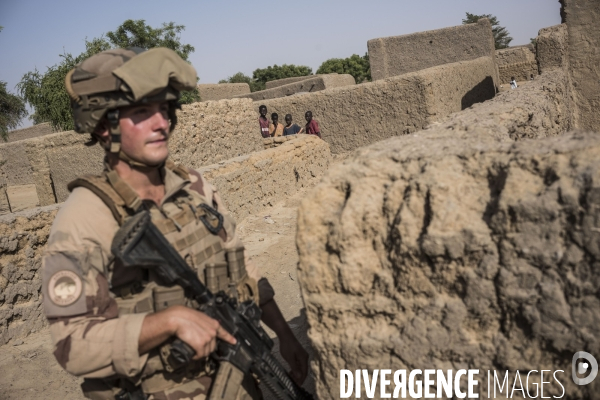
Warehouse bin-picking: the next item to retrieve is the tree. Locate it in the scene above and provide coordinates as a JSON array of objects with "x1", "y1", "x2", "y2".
[
  {"x1": 316, "y1": 53, "x2": 371, "y2": 83},
  {"x1": 18, "y1": 20, "x2": 199, "y2": 132},
  {"x1": 0, "y1": 81, "x2": 27, "y2": 141},
  {"x1": 105, "y1": 20, "x2": 195, "y2": 61},
  {"x1": 219, "y1": 65, "x2": 312, "y2": 92},
  {"x1": 462, "y1": 13, "x2": 512, "y2": 49},
  {"x1": 219, "y1": 72, "x2": 263, "y2": 92},
  {"x1": 252, "y1": 64, "x2": 312, "y2": 92}
]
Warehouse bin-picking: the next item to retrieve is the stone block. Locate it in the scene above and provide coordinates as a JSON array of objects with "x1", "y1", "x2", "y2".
[
  {"x1": 6, "y1": 185, "x2": 39, "y2": 212},
  {"x1": 368, "y1": 18, "x2": 496, "y2": 80}
]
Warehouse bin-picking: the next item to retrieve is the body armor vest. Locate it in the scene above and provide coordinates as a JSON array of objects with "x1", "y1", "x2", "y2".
[{"x1": 67, "y1": 161, "x2": 258, "y2": 397}]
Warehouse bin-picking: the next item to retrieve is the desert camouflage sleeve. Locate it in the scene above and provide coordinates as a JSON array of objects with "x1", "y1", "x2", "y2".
[{"x1": 42, "y1": 188, "x2": 149, "y2": 379}]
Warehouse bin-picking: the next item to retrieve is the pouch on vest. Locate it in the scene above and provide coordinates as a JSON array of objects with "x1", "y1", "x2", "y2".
[
  {"x1": 226, "y1": 248, "x2": 259, "y2": 304},
  {"x1": 115, "y1": 283, "x2": 155, "y2": 315},
  {"x1": 205, "y1": 262, "x2": 229, "y2": 294},
  {"x1": 153, "y1": 285, "x2": 186, "y2": 312}
]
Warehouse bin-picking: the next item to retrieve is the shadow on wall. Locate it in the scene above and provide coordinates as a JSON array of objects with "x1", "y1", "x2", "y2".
[{"x1": 461, "y1": 76, "x2": 496, "y2": 110}]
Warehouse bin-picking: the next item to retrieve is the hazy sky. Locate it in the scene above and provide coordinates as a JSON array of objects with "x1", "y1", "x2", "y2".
[{"x1": 1, "y1": 0, "x2": 561, "y2": 129}]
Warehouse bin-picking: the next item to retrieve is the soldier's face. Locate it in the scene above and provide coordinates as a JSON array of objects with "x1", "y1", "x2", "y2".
[{"x1": 118, "y1": 102, "x2": 170, "y2": 166}]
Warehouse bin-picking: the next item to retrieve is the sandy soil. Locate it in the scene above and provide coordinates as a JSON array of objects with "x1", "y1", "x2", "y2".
[{"x1": 0, "y1": 188, "x2": 316, "y2": 400}]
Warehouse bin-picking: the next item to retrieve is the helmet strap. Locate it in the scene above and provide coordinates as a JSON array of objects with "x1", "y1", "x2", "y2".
[{"x1": 106, "y1": 109, "x2": 122, "y2": 153}]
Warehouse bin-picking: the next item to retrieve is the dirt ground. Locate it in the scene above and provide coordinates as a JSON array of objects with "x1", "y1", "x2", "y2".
[{"x1": 0, "y1": 187, "x2": 317, "y2": 400}]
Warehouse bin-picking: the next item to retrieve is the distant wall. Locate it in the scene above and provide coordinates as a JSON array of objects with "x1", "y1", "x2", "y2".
[
  {"x1": 431, "y1": 68, "x2": 573, "y2": 141},
  {"x1": 265, "y1": 75, "x2": 321, "y2": 90},
  {"x1": 197, "y1": 83, "x2": 250, "y2": 101},
  {"x1": 263, "y1": 56, "x2": 497, "y2": 154},
  {"x1": 0, "y1": 136, "x2": 330, "y2": 345},
  {"x1": 7, "y1": 123, "x2": 55, "y2": 143},
  {"x1": 537, "y1": 24, "x2": 568, "y2": 74},
  {"x1": 562, "y1": 0, "x2": 600, "y2": 131},
  {"x1": 234, "y1": 74, "x2": 355, "y2": 101},
  {"x1": 368, "y1": 19, "x2": 497, "y2": 81},
  {"x1": 495, "y1": 45, "x2": 538, "y2": 83},
  {"x1": 495, "y1": 45, "x2": 535, "y2": 66},
  {"x1": 0, "y1": 131, "x2": 104, "y2": 211},
  {"x1": 498, "y1": 61, "x2": 538, "y2": 83}
]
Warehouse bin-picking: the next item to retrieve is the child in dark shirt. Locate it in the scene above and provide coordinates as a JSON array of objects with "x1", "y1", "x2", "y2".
[{"x1": 283, "y1": 114, "x2": 304, "y2": 136}]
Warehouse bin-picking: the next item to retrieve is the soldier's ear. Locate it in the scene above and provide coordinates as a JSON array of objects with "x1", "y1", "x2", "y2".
[{"x1": 92, "y1": 120, "x2": 111, "y2": 151}]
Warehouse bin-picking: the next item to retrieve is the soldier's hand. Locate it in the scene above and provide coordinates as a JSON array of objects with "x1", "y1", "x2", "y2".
[
  {"x1": 168, "y1": 305, "x2": 236, "y2": 359},
  {"x1": 139, "y1": 305, "x2": 236, "y2": 359}
]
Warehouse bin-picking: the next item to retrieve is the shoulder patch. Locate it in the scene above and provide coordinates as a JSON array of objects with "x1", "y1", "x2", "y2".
[
  {"x1": 48, "y1": 270, "x2": 83, "y2": 306},
  {"x1": 42, "y1": 252, "x2": 88, "y2": 317}
]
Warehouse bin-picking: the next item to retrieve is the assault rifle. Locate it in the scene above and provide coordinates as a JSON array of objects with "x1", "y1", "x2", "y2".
[{"x1": 111, "y1": 210, "x2": 313, "y2": 400}]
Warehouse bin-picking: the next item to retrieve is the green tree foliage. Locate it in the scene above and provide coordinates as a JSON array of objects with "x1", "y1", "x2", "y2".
[
  {"x1": 316, "y1": 53, "x2": 371, "y2": 83},
  {"x1": 219, "y1": 65, "x2": 312, "y2": 92},
  {"x1": 0, "y1": 81, "x2": 27, "y2": 141},
  {"x1": 105, "y1": 20, "x2": 195, "y2": 61},
  {"x1": 462, "y1": 12, "x2": 513, "y2": 49},
  {"x1": 251, "y1": 64, "x2": 312, "y2": 92},
  {"x1": 219, "y1": 72, "x2": 263, "y2": 92},
  {"x1": 18, "y1": 20, "x2": 199, "y2": 132},
  {"x1": 18, "y1": 39, "x2": 110, "y2": 131}
]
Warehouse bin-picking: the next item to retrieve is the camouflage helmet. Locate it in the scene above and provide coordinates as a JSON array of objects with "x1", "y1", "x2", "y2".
[{"x1": 65, "y1": 47, "x2": 197, "y2": 162}]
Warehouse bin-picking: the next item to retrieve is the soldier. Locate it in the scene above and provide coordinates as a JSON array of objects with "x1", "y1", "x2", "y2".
[{"x1": 42, "y1": 47, "x2": 308, "y2": 399}]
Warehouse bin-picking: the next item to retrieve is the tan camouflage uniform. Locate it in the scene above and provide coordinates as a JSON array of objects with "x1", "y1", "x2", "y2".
[{"x1": 42, "y1": 165, "x2": 270, "y2": 400}]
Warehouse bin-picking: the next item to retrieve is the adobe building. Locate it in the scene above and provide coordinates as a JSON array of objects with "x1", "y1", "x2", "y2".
[{"x1": 367, "y1": 18, "x2": 497, "y2": 82}]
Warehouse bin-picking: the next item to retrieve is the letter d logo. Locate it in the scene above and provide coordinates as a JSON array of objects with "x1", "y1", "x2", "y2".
[{"x1": 572, "y1": 351, "x2": 598, "y2": 385}]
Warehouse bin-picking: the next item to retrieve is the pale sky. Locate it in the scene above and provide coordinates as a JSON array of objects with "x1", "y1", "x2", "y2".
[{"x1": 1, "y1": 0, "x2": 562, "y2": 129}]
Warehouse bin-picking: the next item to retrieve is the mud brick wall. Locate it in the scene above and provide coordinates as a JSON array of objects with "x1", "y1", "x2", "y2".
[
  {"x1": 197, "y1": 83, "x2": 250, "y2": 101},
  {"x1": 199, "y1": 134, "x2": 330, "y2": 222},
  {"x1": 170, "y1": 98, "x2": 261, "y2": 169},
  {"x1": 0, "y1": 136, "x2": 329, "y2": 343},
  {"x1": 263, "y1": 56, "x2": 497, "y2": 154},
  {"x1": 495, "y1": 46, "x2": 538, "y2": 83},
  {"x1": 296, "y1": 130, "x2": 600, "y2": 399},
  {"x1": 262, "y1": 135, "x2": 298, "y2": 150},
  {"x1": 368, "y1": 19, "x2": 496, "y2": 81},
  {"x1": 7, "y1": 123, "x2": 55, "y2": 143},
  {"x1": 562, "y1": 0, "x2": 600, "y2": 131},
  {"x1": 234, "y1": 74, "x2": 355, "y2": 101},
  {"x1": 265, "y1": 75, "x2": 324, "y2": 90},
  {"x1": 537, "y1": 24, "x2": 568, "y2": 74},
  {"x1": 495, "y1": 45, "x2": 536, "y2": 66},
  {"x1": 0, "y1": 205, "x2": 60, "y2": 345},
  {"x1": 498, "y1": 61, "x2": 539, "y2": 83}
]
